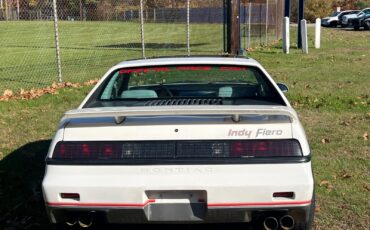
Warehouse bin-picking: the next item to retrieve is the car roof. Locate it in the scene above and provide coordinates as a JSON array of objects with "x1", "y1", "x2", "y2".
[
  {"x1": 342, "y1": 10, "x2": 360, "y2": 13},
  {"x1": 113, "y1": 56, "x2": 261, "y2": 69}
]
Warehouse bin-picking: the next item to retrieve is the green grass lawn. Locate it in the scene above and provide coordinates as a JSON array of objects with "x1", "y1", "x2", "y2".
[
  {"x1": 0, "y1": 24, "x2": 369, "y2": 229},
  {"x1": 0, "y1": 21, "x2": 224, "y2": 92}
]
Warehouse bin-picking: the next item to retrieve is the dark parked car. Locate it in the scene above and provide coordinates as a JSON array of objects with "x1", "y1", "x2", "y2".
[
  {"x1": 321, "y1": 10, "x2": 360, "y2": 27},
  {"x1": 350, "y1": 12, "x2": 370, "y2": 30},
  {"x1": 338, "y1": 10, "x2": 361, "y2": 26},
  {"x1": 342, "y1": 8, "x2": 370, "y2": 27}
]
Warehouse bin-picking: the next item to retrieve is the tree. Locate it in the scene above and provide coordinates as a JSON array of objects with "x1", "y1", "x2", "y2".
[{"x1": 305, "y1": 0, "x2": 335, "y2": 22}]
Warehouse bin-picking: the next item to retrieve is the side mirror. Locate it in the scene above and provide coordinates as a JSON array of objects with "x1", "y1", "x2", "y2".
[{"x1": 277, "y1": 83, "x2": 289, "y2": 93}]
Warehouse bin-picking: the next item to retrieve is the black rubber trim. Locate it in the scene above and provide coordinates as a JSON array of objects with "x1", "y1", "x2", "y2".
[{"x1": 46, "y1": 156, "x2": 311, "y2": 165}]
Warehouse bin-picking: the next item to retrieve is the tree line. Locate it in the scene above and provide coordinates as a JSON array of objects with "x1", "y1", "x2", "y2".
[
  {"x1": 2, "y1": 0, "x2": 370, "y2": 21},
  {"x1": 292, "y1": 0, "x2": 370, "y2": 22}
]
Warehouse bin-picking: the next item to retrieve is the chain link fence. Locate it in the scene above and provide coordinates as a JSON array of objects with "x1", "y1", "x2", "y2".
[{"x1": 0, "y1": 0, "x2": 283, "y2": 93}]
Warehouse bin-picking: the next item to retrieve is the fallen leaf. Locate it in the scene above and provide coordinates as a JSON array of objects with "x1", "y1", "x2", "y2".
[
  {"x1": 0, "y1": 79, "x2": 98, "y2": 102},
  {"x1": 363, "y1": 183, "x2": 370, "y2": 191},
  {"x1": 341, "y1": 172, "x2": 352, "y2": 179},
  {"x1": 3, "y1": 89, "x2": 13, "y2": 97},
  {"x1": 292, "y1": 101, "x2": 300, "y2": 108},
  {"x1": 363, "y1": 132, "x2": 368, "y2": 141},
  {"x1": 339, "y1": 121, "x2": 350, "y2": 126},
  {"x1": 319, "y1": 180, "x2": 333, "y2": 192},
  {"x1": 321, "y1": 138, "x2": 330, "y2": 144},
  {"x1": 319, "y1": 180, "x2": 330, "y2": 186},
  {"x1": 84, "y1": 79, "x2": 98, "y2": 86}
]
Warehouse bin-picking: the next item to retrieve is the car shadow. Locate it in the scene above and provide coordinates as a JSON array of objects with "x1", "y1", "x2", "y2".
[
  {"x1": 339, "y1": 27, "x2": 370, "y2": 32},
  {"x1": 0, "y1": 140, "x2": 254, "y2": 230},
  {"x1": 0, "y1": 140, "x2": 51, "y2": 229}
]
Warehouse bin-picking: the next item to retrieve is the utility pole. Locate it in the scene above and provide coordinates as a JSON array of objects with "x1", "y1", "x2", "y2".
[
  {"x1": 284, "y1": 0, "x2": 290, "y2": 17},
  {"x1": 297, "y1": 0, "x2": 305, "y2": 48},
  {"x1": 226, "y1": 0, "x2": 241, "y2": 55}
]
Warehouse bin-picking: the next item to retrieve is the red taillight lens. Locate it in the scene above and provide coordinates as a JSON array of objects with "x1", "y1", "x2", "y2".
[
  {"x1": 52, "y1": 140, "x2": 302, "y2": 160},
  {"x1": 104, "y1": 144, "x2": 113, "y2": 157},
  {"x1": 81, "y1": 144, "x2": 90, "y2": 156},
  {"x1": 230, "y1": 140, "x2": 302, "y2": 157},
  {"x1": 53, "y1": 142, "x2": 122, "y2": 160}
]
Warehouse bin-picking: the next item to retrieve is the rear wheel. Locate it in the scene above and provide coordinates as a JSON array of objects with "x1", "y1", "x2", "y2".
[
  {"x1": 329, "y1": 21, "x2": 337, "y2": 27},
  {"x1": 364, "y1": 21, "x2": 370, "y2": 30}
]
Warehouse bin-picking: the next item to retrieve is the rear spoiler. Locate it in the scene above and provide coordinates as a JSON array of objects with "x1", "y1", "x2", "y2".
[{"x1": 63, "y1": 105, "x2": 297, "y2": 124}]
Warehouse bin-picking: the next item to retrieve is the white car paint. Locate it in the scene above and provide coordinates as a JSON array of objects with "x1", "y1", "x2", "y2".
[{"x1": 42, "y1": 57, "x2": 314, "y2": 228}]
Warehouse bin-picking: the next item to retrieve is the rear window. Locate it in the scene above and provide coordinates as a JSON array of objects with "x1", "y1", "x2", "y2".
[
  {"x1": 331, "y1": 12, "x2": 340, "y2": 17},
  {"x1": 85, "y1": 65, "x2": 285, "y2": 107}
]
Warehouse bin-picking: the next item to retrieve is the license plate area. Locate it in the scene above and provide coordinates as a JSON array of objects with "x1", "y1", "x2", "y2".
[{"x1": 145, "y1": 190, "x2": 207, "y2": 221}]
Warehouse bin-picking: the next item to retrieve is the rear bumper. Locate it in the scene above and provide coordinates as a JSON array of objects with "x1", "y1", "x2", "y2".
[
  {"x1": 46, "y1": 202, "x2": 313, "y2": 226},
  {"x1": 42, "y1": 163, "x2": 314, "y2": 225}
]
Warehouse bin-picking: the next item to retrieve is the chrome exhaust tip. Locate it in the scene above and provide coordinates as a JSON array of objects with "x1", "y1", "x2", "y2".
[
  {"x1": 78, "y1": 213, "x2": 94, "y2": 228},
  {"x1": 280, "y1": 215, "x2": 295, "y2": 230},
  {"x1": 263, "y1": 216, "x2": 279, "y2": 230},
  {"x1": 65, "y1": 220, "x2": 77, "y2": 226},
  {"x1": 65, "y1": 214, "x2": 77, "y2": 226}
]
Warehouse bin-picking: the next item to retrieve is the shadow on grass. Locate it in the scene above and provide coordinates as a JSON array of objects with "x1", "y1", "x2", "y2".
[
  {"x1": 97, "y1": 43, "x2": 208, "y2": 49},
  {"x1": 9, "y1": 43, "x2": 209, "y2": 51},
  {"x1": 0, "y1": 140, "x2": 51, "y2": 229},
  {"x1": 339, "y1": 27, "x2": 370, "y2": 32}
]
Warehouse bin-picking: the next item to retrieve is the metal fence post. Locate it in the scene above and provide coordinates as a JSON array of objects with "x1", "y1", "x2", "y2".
[
  {"x1": 265, "y1": 0, "x2": 268, "y2": 45},
  {"x1": 52, "y1": 0, "x2": 62, "y2": 82},
  {"x1": 16, "y1": 0, "x2": 19, "y2": 20},
  {"x1": 247, "y1": 2, "x2": 251, "y2": 49},
  {"x1": 186, "y1": 0, "x2": 190, "y2": 56},
  {"x1": 5, "y1": 0, "x2": 8, "y2": 20},
  {"x1": 140, "y1": 0, "x2": 146, "y2": 58}
]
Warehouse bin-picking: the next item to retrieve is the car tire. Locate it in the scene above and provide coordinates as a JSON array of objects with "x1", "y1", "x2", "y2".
[
  {"x1": 329, "y1": 21, "x2": 337, "y2": 27},
  {"x1": 364, "y1": 21, "x2": 370, "y2": 30}
]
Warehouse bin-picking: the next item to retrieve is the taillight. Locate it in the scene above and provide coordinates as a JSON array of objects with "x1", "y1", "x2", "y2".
[
  {"x1": 230, "y1": 140, "x2": 302, "y2": 157},
  {"x1": 52, "y1": 140, "x2": 302, "y2": 160},
  {"x1": 53, "y1": 142, "x2": 122, "y2": 160}
]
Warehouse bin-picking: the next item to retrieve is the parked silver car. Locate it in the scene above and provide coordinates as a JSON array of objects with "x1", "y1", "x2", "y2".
[
  {"x1": 342, "y1": 8, "x2": 370, "y2": 27},
  {"x1": 321, "y1": 10, "x2": 360, "y2": 27}
]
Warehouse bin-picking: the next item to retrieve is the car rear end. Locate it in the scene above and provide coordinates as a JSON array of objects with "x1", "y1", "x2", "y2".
[
  {"x1": 342, "y1": 14, "x2": 357, "y2": 27},
  {"x1": 42, "y1": 57, "x2": 314, "y2": 229}
]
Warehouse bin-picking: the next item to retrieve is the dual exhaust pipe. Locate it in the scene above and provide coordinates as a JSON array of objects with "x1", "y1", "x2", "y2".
[
  {"x1": 65, "y1": 212, "x2": 293, "y2": 229},
  {"x1": 65, "y1": 212, "x2": 94, "y2": 228},
  {"x1": 263, "y1": 215, "x2": 295, "y2": 230}
]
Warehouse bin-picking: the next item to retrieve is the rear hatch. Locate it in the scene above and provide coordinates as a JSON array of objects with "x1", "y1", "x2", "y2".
[{"x1": 50, "y1": 105, "x2": 308, "y2": 164}]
